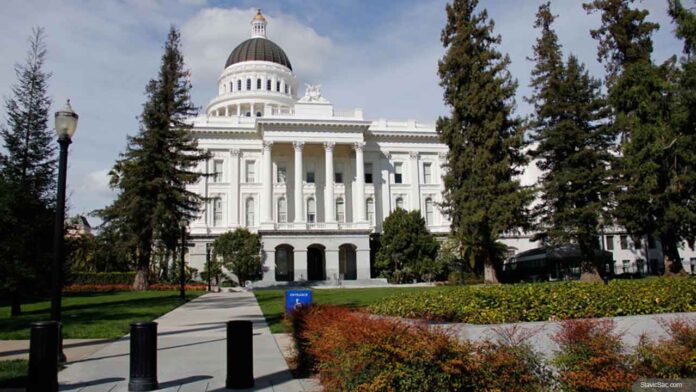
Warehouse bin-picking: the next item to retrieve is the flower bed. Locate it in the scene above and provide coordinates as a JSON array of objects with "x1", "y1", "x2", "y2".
[
  {"x1": 64, "y1": 283, "x2": 208, "y2": 293},
  {"x1": 291, "y1": 305, "x2": 696, "y2": 391},
  {"x1": 369, "y1": 278, "x2": 696, "y2": 323}
]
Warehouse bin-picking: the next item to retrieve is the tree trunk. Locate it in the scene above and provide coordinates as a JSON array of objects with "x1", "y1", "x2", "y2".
[
  {"x1": 483, "y1": 256, "x2": 499, "y2": 284},
  {"x1": 132, "y1": 245, "x2": 151, "y2": 290},
  {"x1": 10, "y1": 290, "x2": 21, "y2": 316},
  {"x1": 661, "y1": 237, "x2": 686, "y2": 275}
]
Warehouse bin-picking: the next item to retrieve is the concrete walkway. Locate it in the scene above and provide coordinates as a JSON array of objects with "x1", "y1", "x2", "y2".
[
  {"x1": 58, "y1": 291, "x2": 306, "y2": 391},
  {"x1": 0, "y1": 338, "x2": 113, "y2": 361},
  {"x1": 436, "y1": 312, "x2": 696, "y2": 357}
]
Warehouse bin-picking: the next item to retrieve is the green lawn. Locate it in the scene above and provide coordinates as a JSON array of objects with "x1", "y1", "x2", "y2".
[
  {"x1": 254, "y1": 287, "x2": 440, "y2": 333},
  {"x1": 0, "y1": 360, "x2": 27, "y2": 388},
  {"x1": 0, "y1": 291, "x2": 205, "y2": 339}
]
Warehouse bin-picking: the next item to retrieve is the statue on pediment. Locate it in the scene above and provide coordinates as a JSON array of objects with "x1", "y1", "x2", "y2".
[{"x1": 299, "y1": 84, "x2": 329, "y2": 103}]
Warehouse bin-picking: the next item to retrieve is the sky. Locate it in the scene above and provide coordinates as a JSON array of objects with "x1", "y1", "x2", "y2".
[{"x1": 0, "y1": 0, "x2": 688, "y2": 224}]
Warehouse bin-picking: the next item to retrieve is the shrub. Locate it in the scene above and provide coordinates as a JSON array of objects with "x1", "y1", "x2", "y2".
[
  {"x1": 552, "y1": 319, "x2": 636, "y2": 391},
  {"x1": 293, "y1": 305, "x2": 549, "y2": 392},
  {"x1": 70, "y1": 272, "x2": 136, "y2": 285},
  {"x1": 64, "y1": 283, "x2": 207, "y2": 293},
  {"x1": 369, "y1": 278, "x2": 696, "y2": 324},
  {"x1": 633, "y1": 318, "x2": 696, "y2": 379}
]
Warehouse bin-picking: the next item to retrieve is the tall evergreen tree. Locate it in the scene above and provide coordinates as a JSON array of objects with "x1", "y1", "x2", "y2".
[
  {"x1": 436, "y1": 0, "x2": 531, "y2": 283},
  {"x1": 527, "y1": 3, "x2": 613, "y2": 282},
  {"x1": 585, "y1": 0, "x2": 693, "y2": 274},
  {"x1": 0, "y1": 28, "x2": 55, "y2": 315},
  {"x1": 667, "y1": 0, "x2": 696, "y2": 261},
  {"x1": 98, "y1": 26, "x2": 208, "y2": 290}
]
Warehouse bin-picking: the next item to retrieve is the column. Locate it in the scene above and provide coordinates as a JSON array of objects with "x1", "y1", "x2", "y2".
[
  {"x1": 354, "y1": 142, "x2": 366, "y2": 222},
  {"x1": 203, "y1": 151, "x2": 210, "y2": 226},
  {"x1": 379, "y1": 152, "x2": 392, "y2": 230},
  {"x1": 236, "y1": 104, "x2": 240, "y2": 117},
  {"x1": 324, "y1": 142, "x2": 336, "y2": 223},
  {"x1": 229, "y1": 149, "x2": 240, "y2": 226},
  {"x1": 225, "y1": 106, "x2": 229, "y2": 117},
  {"x1": 261, "y1": 141, "x2": 273, "y2": 225},
  {"x1": 325, "y1": 249, "x2": 339, "y2": 282},
  {"x1": 294, "y1": 249, "x2": 308, "y2": 282},
  {"x1": 409, "y1": 151, "x2": 420, "y2": 211},
  {"x1": 293, "y1": 141, "x2": 304, "y2": 223}
]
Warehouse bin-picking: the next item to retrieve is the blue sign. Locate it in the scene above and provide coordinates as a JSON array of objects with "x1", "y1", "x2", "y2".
[{"x1": 285, "y1": 290, "x2": 312, "y2": 313}]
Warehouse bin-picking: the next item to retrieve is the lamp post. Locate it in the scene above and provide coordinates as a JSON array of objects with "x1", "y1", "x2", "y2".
[
  {"x1": 206, "y1": 243, "x2": 212, "y2": 292},
  {"x1": 179, "y1": 219, "x2": 187, "y2": 300},
  {"x1": 52, "y1": 100, "x2": 78, "y2": 363}
]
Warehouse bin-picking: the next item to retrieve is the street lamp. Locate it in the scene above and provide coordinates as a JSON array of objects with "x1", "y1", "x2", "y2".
[
  {"x1": 206, "y1": 243, "x2": 212, "y2": 292},
  {"x1": 179, "y1": 219, "x2": 187, "y2": 300},
  {"x1": 52, "y1": 99, "x2": 78, "y2": 363}
]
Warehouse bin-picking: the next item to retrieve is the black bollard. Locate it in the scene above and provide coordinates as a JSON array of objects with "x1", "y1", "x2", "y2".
[
  {"x1": 226, "y1": 320, "x2": 254, "y2": 389},
  {"x1": 128, "y1": 321, "x2": 158, "y2": 391},
  {"x1": 27, "y1": 321, "x2": 60, "y2": 392}
]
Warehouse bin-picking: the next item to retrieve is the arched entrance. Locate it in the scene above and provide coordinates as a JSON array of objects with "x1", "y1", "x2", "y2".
[
  {"x1": 307, "y1": 244, "x2": 326, "y2": 281},
  {"x1": 339, "y1": 244, "x2": 357, "y2": 280},
  {"x1": 275, "y1": 244, "x2": 294, "y2": 282}
]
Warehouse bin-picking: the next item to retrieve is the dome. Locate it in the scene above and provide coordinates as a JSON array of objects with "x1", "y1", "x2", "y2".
[{"x1": 224, "y1": 38, "x2": 292, "y2": 70}]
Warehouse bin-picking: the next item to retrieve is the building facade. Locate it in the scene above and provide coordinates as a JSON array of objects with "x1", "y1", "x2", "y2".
[{"x1": 186, "y1": 10, "x2": 449, "y2": 285}]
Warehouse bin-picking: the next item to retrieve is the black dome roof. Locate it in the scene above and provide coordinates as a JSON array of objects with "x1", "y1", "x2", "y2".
[{"x1": 225, "y1": 38, "x2": 292, "y2": 70}]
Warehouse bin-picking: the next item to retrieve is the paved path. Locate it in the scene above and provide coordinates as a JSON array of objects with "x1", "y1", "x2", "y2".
[
  {"x1": 58, "y1": 291, "x2": 306, "y2": 391},
  {"x1": 0, "y1": 338, "x2": 112, "y2": 361},
  {"x1": 437, "y1": 312, "x2": 696, "y2": 357}
]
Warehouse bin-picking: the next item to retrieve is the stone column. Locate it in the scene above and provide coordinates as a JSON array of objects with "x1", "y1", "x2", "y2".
[
  {"x1": 293, "y1": 141, "x2": 304, "y2": 223},
  {"x1": 225, "y1": 106, "x2": 229, "y2": 117},
  {"x1": 354, "y1": 142, "x2": 366, "y2": 222},
  {"x1": 229, "y1": 149, "x2": 240, "y2": 226},
  {"x1": 294, "y1": 249, "x2": 308, "y2": 282},
  {"x1": 261, "y1": 141, "x2": 273, "y2": 224},
  {"x1": 203, "y1": 151, "x2": 210, "y2": 226},
  {"x1": 325, "y1": 249, "x2": 339, "y2": 282},
  {"x1": 409, "y1": 151, "x2": 420, "y2": 211},
  {"x1": 324, "y1": 142, "x2": 336, "y2": 223}
]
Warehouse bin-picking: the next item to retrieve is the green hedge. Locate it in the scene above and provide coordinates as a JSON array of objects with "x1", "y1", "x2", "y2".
[
  {"x1": 70, "y1": 272, "x2": 136, "y2": 285},
  {"x1": 369, "y1": 277, "x2": 696, "y2": 323}
]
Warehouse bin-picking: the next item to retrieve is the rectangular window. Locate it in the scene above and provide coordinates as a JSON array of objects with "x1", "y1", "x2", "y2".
[
  {"x1": 213, "y1": 160, "x2": 223, "y2": 183},
  {"x1": 394, "y1": 162, "x2": 403, "y2": 184},
  {"x1": 245, "y1": 160, "x2": 256, "y2": 183},
  {"x1": 620, "y1": 235, "x2": 628, "y2": 250},
  {"x1": 622, "y1": 260, "x2": 630, "y2": 274},
  {"x1": 266, "y1": 79, "x2": 272, "y2": 91},
  {"x1": 277, "y1": 165, "x2": 286, "y2": 184},
  {"x1": 637, "y1": 259, "x2": 645, "y2": 275},
  {"x1": 606, "y1": 236, "x2": 614, "y2": 251},
  {"x1": 213, "y1": 198, "x2": 223, "y2": 227},
  {"x1": 334, "y1": 163, "x2": 343, "y2": 184},
  {"x1": 423, "y1": 162, "x2": 432, "y2": 184},
  {"x1": 306, "y1": 165, "x2": 315, "y2": 183},
  {"x1": 276, "y1": 81, "x2": 280, "y2": 92},
  {"x1": 364, "y1": 163, "x2": 373, "y2": 183}
]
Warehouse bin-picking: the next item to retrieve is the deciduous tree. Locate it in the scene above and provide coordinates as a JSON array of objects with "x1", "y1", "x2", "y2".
[{"x1": 213, "y1": 228, "x2": 262, "y2": 285}]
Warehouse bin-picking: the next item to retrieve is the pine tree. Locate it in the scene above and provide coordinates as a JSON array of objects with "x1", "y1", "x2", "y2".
[
  {"x1": 527, "y1": 3, "x2": 614, "y2": 283},
  {"x1": 585, "y1": 0, "x2": 693, "y2": 274},
  {"x1": 98, "y1": 26, "x2": 208, "y2": 290},
  {"x1": 0, "y1": 28, "x2": 55, "y2": 315},
  {"x1": 667, "y1": 0, "x2": 696, "y2": 263},
  {"x1": 436, "y1": 0, "x2": 531, "y2": 283}
]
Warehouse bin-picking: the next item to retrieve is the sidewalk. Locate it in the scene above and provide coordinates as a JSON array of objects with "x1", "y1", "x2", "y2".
[
  {"x1": 0, "y1": 338, "x2": 112, "y2": 361},
  {"x1": 58, "y1": 291, "x2": 307, "y2": 391}
]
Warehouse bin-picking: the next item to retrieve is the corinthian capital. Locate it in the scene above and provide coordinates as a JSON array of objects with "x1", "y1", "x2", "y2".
[
  {"x1": 262, "y1": 140, "x2": 274, "y2": 150},
  {"x1": 353, "y1": 141, "x2": 366, "y2": 151},
  {"x1": 324, "y1": 141, "x2": 335, "y2": 152},
  {"x1": 293, "y1": 141, "x2": 305, "y2": 151}
]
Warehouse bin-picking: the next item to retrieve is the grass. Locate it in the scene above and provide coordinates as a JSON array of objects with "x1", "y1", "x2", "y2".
[
  {"x1": 0, "y1": 360, "x2": 27, "y2": 388},
  {"x1": 0, "y1": 291, "x2": 205, "y2": 339},
  {"x1": 254, "y1": 287, "x2": 441, "y2": 333}
]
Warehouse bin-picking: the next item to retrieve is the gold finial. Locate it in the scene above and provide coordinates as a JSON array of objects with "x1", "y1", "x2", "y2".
[{"x1": 253, "y1": 8, "x2": 266, "y2": 22}]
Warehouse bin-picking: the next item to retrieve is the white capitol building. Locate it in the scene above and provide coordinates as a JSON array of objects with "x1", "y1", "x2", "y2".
[
  {"x1": 185, "y1": 10, "x2": 450, "y2": 284},
  {"x1": 185, "y1": 10, "x2": 696, "y2": 284}
]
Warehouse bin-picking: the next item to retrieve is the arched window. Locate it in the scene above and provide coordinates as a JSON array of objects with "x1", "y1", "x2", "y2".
[
  {"x1": 237, "y1": 80, "x2": 241, "y2": 91},
  {"x1": 246, "y1": 78, "x2": 251, "y2": 90},
  {"x1": 246, "y1": 198, "x2": 254, "y2": 227},
  {"x1": 336, "y1": 198, "x2": 345, "y2": 222},
  {"x1": 257, "y1": 78, "x2": 262, "y2": 89},
  {"x1": 229, "y1": 82, "x2": 233, "y2": 92},
  {"x1": 276, "y1": 81, "x2": 280, "y2": 92},
  {"x1": 277, "y1": 197, "x2": 287, "y2": 223},
  {"x1": 284, "y1": 84, "x2": 289, "y2": 94},
  {"x1": 395, "y1": 197, "x2": 404, "y2": 210},
  {"x1": 366, "y1": 198, "x2": 375, "y2": 224},
  {"x1": 266, "y1": 79, "x2": 272, "y2": 91},
  {"x1": 425, "y1": 198, "x2": 434, "y2": 226},
  {"x1": 307, "y1": 198, "x2": 316, "y2": 223}
]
